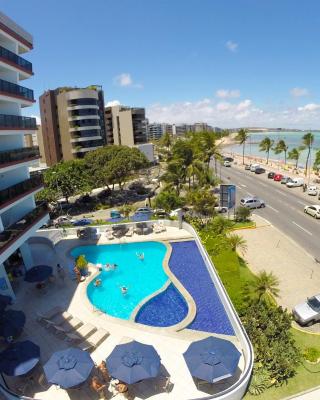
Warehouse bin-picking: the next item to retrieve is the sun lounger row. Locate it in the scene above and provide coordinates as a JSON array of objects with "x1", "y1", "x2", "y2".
[
  {"x1": 36, "y1": 307, "x2": 110, "y2": 352},
  {"x1": 106, "y1": 222, "x2": 166, "y2": 239}
]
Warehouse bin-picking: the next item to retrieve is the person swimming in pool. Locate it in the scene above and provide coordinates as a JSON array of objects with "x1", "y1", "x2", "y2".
[
  {"x1": 94, "y1": 279, "x2": 102, "y2": 287},
  {"x1": 120, "y1": 286, "x2": 128, "y2": 295},
  {"x1": 136, "y1": 252, "x2": 144, "y2": 261}
]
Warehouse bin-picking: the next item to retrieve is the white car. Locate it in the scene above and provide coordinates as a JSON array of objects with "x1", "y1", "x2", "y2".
[
  {"x1": 240, "y1": 196, "x2": 265, "y2": 209},
  {"x1": 223, "y1": 160, "x2": 231, "y2": 167},
  {"x1": 53, "y1": 216, "x2": 75, "y2": 228},
  {"x1": 293, "y1": 295, "x2": 320, "y2": 326},
  {"x1": 304, "y1": 205, "x2": 320, "y2": 219},
  {"x1": 136, "y1": 207, "x2": 153, "y2": 214},
  {"x1": 307, "y1": 186, "x2": 318, "y2": 196}
]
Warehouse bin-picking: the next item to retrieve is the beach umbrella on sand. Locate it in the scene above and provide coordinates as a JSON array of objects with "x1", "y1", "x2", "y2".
[
  {"x1": 183, "y1": 336, "x2": 241, "y2": 383},
  {"x1": 106, "y1": 340, "x2": 161, "y2": 384}
]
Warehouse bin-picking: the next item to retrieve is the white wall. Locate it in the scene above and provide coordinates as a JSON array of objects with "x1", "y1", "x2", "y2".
[{"x1": 136, "y1": 143, "x2": 155, "y2": 162}]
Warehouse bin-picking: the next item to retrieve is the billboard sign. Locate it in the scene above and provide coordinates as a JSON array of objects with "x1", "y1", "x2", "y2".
[{"x1": 220, "y1": 184, "x2": 236, "y2": 209}]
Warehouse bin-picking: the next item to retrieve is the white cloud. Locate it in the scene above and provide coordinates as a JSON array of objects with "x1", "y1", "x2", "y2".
[
  {"x1": 290, "y1": 87, "x2": 309, "y2": 97},
  {"x1": 226, "y1": 40, "x2": 238, "y2": 52},
  {"x1": 216, "y1": 89, "x2": 240, "y2": 98},
  {"x1": 30, "y1": 115, "x2": 41, "y2": 124},
  {"x1": 106, "y1": 100, "x2": 120, "y2": 107},
  {"x1": 146, "y1": 98, "x2": 320, "y2": 129},
  {"x1": 113, "y1": 73, "x2": 143, "y2": 88}
]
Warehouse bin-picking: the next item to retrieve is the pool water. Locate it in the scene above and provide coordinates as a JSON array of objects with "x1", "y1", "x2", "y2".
[{"x1": 71, "y1": 242, "x2": 169, "y2": 320}]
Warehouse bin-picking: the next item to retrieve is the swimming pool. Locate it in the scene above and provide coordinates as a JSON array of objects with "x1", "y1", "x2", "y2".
[{"x1": 71, "y1": 242, "x2": 169, "y2": 320}]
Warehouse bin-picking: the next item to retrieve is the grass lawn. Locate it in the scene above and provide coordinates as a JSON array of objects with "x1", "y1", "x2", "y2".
[{"x1": 231, "y1": 220, "x2": 256, "y2": 230}]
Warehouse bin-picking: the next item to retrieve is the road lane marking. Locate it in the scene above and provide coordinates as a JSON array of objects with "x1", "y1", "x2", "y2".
[
  {"x1": 267, "y1": 205, "x2": 279, "y2": 213},
  {"x1": 275, "y1": 190, "x2": 287, "y2": 197},
  {"x1": 292, "y1": 221, "x2": 313, "y2": 236},
  {"x1": 247, "y1": 192, "x2": 253, "y2": 196},
  {"x1": 259, "y1": 182, "x2": 267, "y2": 187},
  {"x1": 240, "y1": 184, "x2": 247, "y2": 188},
  {"x1": 297, "y1": 200, "x2": 306, "y2": 206}
]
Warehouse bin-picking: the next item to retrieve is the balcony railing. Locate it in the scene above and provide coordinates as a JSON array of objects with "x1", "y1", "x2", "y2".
[
  {"x1": 0, "y1": 147, "x2": 40, "y2": 167},
  {"x1": 0, "y1": 203, "x2": 48, "y2": 254},
  {"x1": 0, "y1": 79, "x2": 34, "y2": 101},
  {"x1": 0, "y1": 46, "x2": 33, "y2": 73},
  {"x1": 0, "y1": 174, "x2": 43, "y2": 209},
  {"x1": 0, "y1": 114, "x2": 37, "y2": 130}
]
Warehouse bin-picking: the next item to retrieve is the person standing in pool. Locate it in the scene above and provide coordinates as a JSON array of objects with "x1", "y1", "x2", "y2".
[{"x1": 120, "y1": 286, "x2": 128, "y2": 295}]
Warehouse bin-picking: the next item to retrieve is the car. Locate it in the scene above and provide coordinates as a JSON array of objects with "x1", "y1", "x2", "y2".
[
  {"x1": 214, "y1": 206, "x2": 228, "y2": 213},
  {"x1": 153, "y1": 209, "x2": 169, "y2": 218},
  {"x1": 292, "y1": 295, "x2": 320, "y2": 326},
  {"x1": 72, "y1": 218, "x2": 93, "y2": 226},
  {"x1": 267, "y1": 172, "x2": 275, "y2": 179},
  {"x1": 224, "y1": 157, "x2": 234, "y2": 162},
  {"x1": 53, "y1": 216, "x2": 75, "y2": 228},
  {"x1": 136, "y1": 207, "x2": 153, "y2": 214},
  {"x1": 287, "y1": 178, "x2": 304, "y2": 187},
  {"x1": 304, "y1": 205, "x2": 320, "y2": 219},
  {"x1": 240, "y1": 196, "x2": 266, "y2": 209},
  {"x1": 273, "y1": 174, "x2": 283, "y2": 182},
  {"x1": 223, "y1": 160, "x2": 231, "y2": 167},
  {"x1": 255, "y1": 167, "x2": 266, "y2": 174},
  {"x1": 250, "y1": 163, "x2": 260, "y2": 172},
  {"x1": 281, "y1": 176, "x2": 293, "y2": 185},
  {"x1": 244, "y1": 164, "x2": 251, "y2": 170},
  {"x1": 307, "y1": 186, "x2": 318, "y2": 196}
]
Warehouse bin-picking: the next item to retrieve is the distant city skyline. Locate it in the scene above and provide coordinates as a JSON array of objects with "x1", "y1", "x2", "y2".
[{"x1": 1, "y1": 0, "x2": 320, "y2": 129}]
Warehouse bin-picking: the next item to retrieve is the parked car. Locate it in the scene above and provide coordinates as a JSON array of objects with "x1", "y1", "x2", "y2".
[
  {"x1": 273, "y1": 174, "x2": 283, "y2": 182},
  {"x1": 292, "y1": 295, "x2": 320, "y2": 326},
  {"x1": 255, "y1": 167, "x2": 266, "y2": 174},
  {"x1": 307, "y1": 185, "x2": 318, "y2": 196},
  {"x1": 214, "y1": 206, "x2": 228, "y2": 213},
  {"x1": 304, "y1": 205, "x2": 320, "y2": 219},
  {"x1": 224, "y1": 157, "x2": 234, "y2": 162},
  {"x1": 153, "y1": 209, "x2": 169, "y2": 218},
  {"x1": 250, "y1": 163, "x2": 260, "y2": 172},
  {"x1": 267, "y1": 172, "x2": 275, "y2": 179},
  {"x1": 287, "y1": 178, "x2": 304, "y2": 188},
  {"x1": 136, "y1": 207, "x2": 153, "y2": 214},
  {"x1": 244, "y1": 164, "x2": 251, "y2": 170},
  {"x1": 72, "y1": 218, "x2": 93, "y2": 226},
  {"x1": 281, "y1": 176, "x2": 293, "y2": 185},
  {"x1": 240, "y1": 196, "x2": 265, "y2": 209},
  {"x1": 223, "y1": 160, "x2": 231, "y2": 167},
  {"x1": 53, "y1": 216, "x2": 75, "y2": 228}
]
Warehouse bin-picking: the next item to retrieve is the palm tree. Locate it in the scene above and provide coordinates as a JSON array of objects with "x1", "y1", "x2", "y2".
[
  {"x1": 250, "y1": 271, "x2": 280, "y2": 302},
  {"x1": 273, "y1": 139, "x2": 289, "y2": 164},
  {"x1": 314, "y1": 149, "x2": 320, "y2": 172},
  {"x1": 235, "y1": 129, "x2": 249, "y2": 165},
  {"x1": 288, "y1": 147, "x2": 304, "y2": 168},
  {"x1": 228, "y1": 233, "x2": 247, "y2": 253},
  {"x1": 302, "y1": 132, "x2": 314, "y2": 176},
  {"x1": 259, "y1": 137, "x2": 274, "y2": 164}
]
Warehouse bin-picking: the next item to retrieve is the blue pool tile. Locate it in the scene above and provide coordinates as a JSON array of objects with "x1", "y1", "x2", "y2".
[
  {"x1": 135, "y1": 284, "x2": 188, "y2": 327},
  {"x1": 169, "y1": 241, "x2": 235, "y2": 336}
]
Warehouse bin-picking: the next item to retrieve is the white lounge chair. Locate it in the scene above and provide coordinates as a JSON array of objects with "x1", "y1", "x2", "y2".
[
  {"x1": 78, "y1": 328, "x2": 110, "y2": 352},
  {"x1": 125, "y1": 226, "x2": 134, "y2": 237},
  {"x1": 105, "y1": 230, "x2": 114, "y2": 240},
  {"x1": 159, "y1": 222, "x2": 166, "y2": 232},
  {"x1": 36, "y1": 306, "x2": 62, "y2": 323},
  {"x1": 47, "y1": 311, "x2": 72, "y2": 327},
  {"x1": 154, "y1": 224, "x2": 162, "y2": 234},
  {"x1": 65, "y1": 323, "x2": 97, "y2": 342}
]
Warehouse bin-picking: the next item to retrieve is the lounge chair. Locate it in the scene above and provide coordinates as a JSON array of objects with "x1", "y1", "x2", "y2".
[
  {"x1": 78, "y1": 328, "x2": 110, "y2": 352},
  {"x1": 50, "y1": 311, "x2": 72, "y2": 326},
  {"x1": 105, "y1": 230, "x2": 114, "y2": 240},
  {"x1": 36, "y1": 306, "x2": 62, "y2": 323},
  {"x1": 65, "y1": 323, "x2": 97, "y2": 342},
  {"x1": 125, "y1": 226, "x2": 134, "y2": 237},
  {"x1": 159, "y1": 222, "x2": 166, "y2": 232},
  {"x1": 51, "y1": 317, "x2": 83, "y2": 335},
  {"x1": 153, "y1": 223, "x2": 162, "y2": 234}
]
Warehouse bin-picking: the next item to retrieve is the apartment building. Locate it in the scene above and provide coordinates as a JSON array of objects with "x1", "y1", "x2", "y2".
[
  {"x1": 0, "y1": 13, "x2": 49, "y2": 299},
  {"x1": 39, "y1": 85, "x2": 106, "y2": 166},
  {"x1": 147, "y1": 123, "x2": 173, "y2": 141}
]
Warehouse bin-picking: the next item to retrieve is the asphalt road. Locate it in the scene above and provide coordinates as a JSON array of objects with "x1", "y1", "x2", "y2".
[{"x1": 217, "y1": 163, "x2": 320, "y2": 260}]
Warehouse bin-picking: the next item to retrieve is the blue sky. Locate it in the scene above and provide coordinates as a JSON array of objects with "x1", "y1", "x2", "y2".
[{"x1": 1, "y1": 0, "x2": 320, "y2": 128}]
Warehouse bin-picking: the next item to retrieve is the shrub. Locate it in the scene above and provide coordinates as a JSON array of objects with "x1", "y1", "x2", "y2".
[
  {"x1": 248, "y1": 367, "x2": 272, "y2": 396},
  {"x1": 76, "y1": 255, "x2": 88, "y2": 270},
  {"x1": 235, "y1": 206, "x2": 251, "y2": 222},
  {"x1": 153, "y1": 189, "x2": 185, "y2": 212},
  {"x1": 303, "y1": 347, "x2": 320, "y2": 363}
]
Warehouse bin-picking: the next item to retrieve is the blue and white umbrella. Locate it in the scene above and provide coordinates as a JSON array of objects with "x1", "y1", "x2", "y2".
[{"x1": 0, "y1": 340, "x2": 40, "y2": 376}]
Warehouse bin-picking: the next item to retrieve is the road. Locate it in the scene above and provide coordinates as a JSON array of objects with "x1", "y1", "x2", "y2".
[{"x1": 216, "y1": 163, "x2": 320, "y2": 260}]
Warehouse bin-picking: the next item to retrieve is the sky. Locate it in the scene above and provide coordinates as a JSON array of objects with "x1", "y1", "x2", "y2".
[{"x1": 1, "y1": 0, "x2": 320, "y2": 129}]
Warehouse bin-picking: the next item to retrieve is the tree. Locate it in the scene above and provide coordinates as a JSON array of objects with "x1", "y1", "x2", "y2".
[
  {"x1": 240, "y1": 300, "x2": 301, "y2": 386},
  {"x1": 235, "y1": 206, "x2": 251, "y2": 222},
  {"x1": 273, "y1": 139, "x2": 289, "y2": 164},
  {"x1": 161, "y1": 159, "x2": 186, "y2": 195},
  {"x1": 227, "y1": 233, "x2": 247, "y2": 253},
  {"x1": 160, "y1": 132, "x2": 172, "y2": 150},
  {"x1": 207, "y1": 215, "x2": 234, "y2": 235},
  {"x1": 259, "y1": 137, "x2": 274, "y2": 164},
  {"x1": 313, "y1": 149, "x2": 320, "y2": 172},
  {"x1": 153, "y1": 189, "x2": 185, "y2": 212},
  {"x1": 302, "y1": 132, "x2": 314, "y2": 176},
  {"x1": 288, "y1": 147, "x2": 304, "y2": 168},
  {"x1": 235, "y1": 129, "x2": 249, "y2": 165},
  {"x1": 248, "y1": 271, "x2": 280, "y2": 302},
  {"x1": 118, "y1": 204, "x2": 133, "y2": 218},
  {"x1": 187, "y1": 189, "x2": 217, "y2": 217}
]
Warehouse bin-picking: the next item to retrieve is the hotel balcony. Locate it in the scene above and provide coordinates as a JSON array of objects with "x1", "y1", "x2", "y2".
[
  {"x1": 0, "y1": 114, "x2": 37, "y2": 130},
  {"x1": 0, "y1": 78, "x2": 34, "y2": 105},
  {"x1": 0, "y1": 174, "x2": 44, "y2": 212},
  {"x1": 0, "y1": 146, "x2": 40, "y2": 170},
  {"x1": 0, "y1": 202, "x2": 48, "y2": 256},
  {"x1": 0, "y1": 45, "x2": 33, "y2": 78}
]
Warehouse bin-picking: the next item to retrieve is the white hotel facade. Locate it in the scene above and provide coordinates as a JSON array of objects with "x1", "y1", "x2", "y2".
[{"x1": 0, "y1": 13, "x2": 49, "y2": 299}]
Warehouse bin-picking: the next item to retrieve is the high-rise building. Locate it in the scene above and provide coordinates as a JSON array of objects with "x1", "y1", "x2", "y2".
[
  {"x1": 147, "y1": 123, "x2": 173, "y2": 141},
  {"x1": 39, "y1": 85, "x2": 106, "y2": 166},
  {"x1": 0, "y1": 13, "x2": 49, "y2": 298},
  {"x1": 105, "y1": 105, "x2": 147, "y2": 146}
]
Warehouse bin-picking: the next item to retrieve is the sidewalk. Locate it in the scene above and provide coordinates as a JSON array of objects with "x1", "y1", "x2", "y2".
[{"x1": 237, "y1": 214, "x2": 320, "y2": 333}]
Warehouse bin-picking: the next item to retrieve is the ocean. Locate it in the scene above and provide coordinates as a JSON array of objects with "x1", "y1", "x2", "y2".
[{"x1": 228, "y1": 131, "x2": 320, "y2": 167}]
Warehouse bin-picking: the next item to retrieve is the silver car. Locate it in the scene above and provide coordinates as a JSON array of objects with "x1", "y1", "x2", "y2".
[
  {"x1": 293, "y1": 295, "x2": 320, "y2": 326},
  {"x1": 304, "y1": 205, "x2": 320, "y2": 219},
  {"x1": 240, "y1": 197, "x2": 265, "y2": 209}
]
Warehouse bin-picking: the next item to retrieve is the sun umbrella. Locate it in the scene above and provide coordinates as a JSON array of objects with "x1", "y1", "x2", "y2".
[
  {"x1": 0, "y1": 340, "x2": 40, "y2": 376},
  {"x1": 0, "y1": 310, "x2": 26, "y2": 341},
  {"x1": 44, "y1": 348, "x2": 94, "y2": 389},
  {"x1": 106, "y1": 340, "x2": 161, "y2": 384},
  {"x1": 183, "y1": 336, "x2": 241, "y2": 383},
  {"x1": 0, "y1": 294, "x2": 12, "y2": 311},
  {"x1": 24, "y1": 265, "x2": 53, "y2": 283}
]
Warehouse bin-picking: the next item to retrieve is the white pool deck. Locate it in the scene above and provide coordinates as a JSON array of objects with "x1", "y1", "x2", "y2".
[{"x1": 2, "y1": 225, "x2": 249, "y2": 400}]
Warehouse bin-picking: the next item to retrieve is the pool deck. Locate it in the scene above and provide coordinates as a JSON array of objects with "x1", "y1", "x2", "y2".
[{"x1": 3, "y1": 226, "x2": 246, "y2": 400}]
